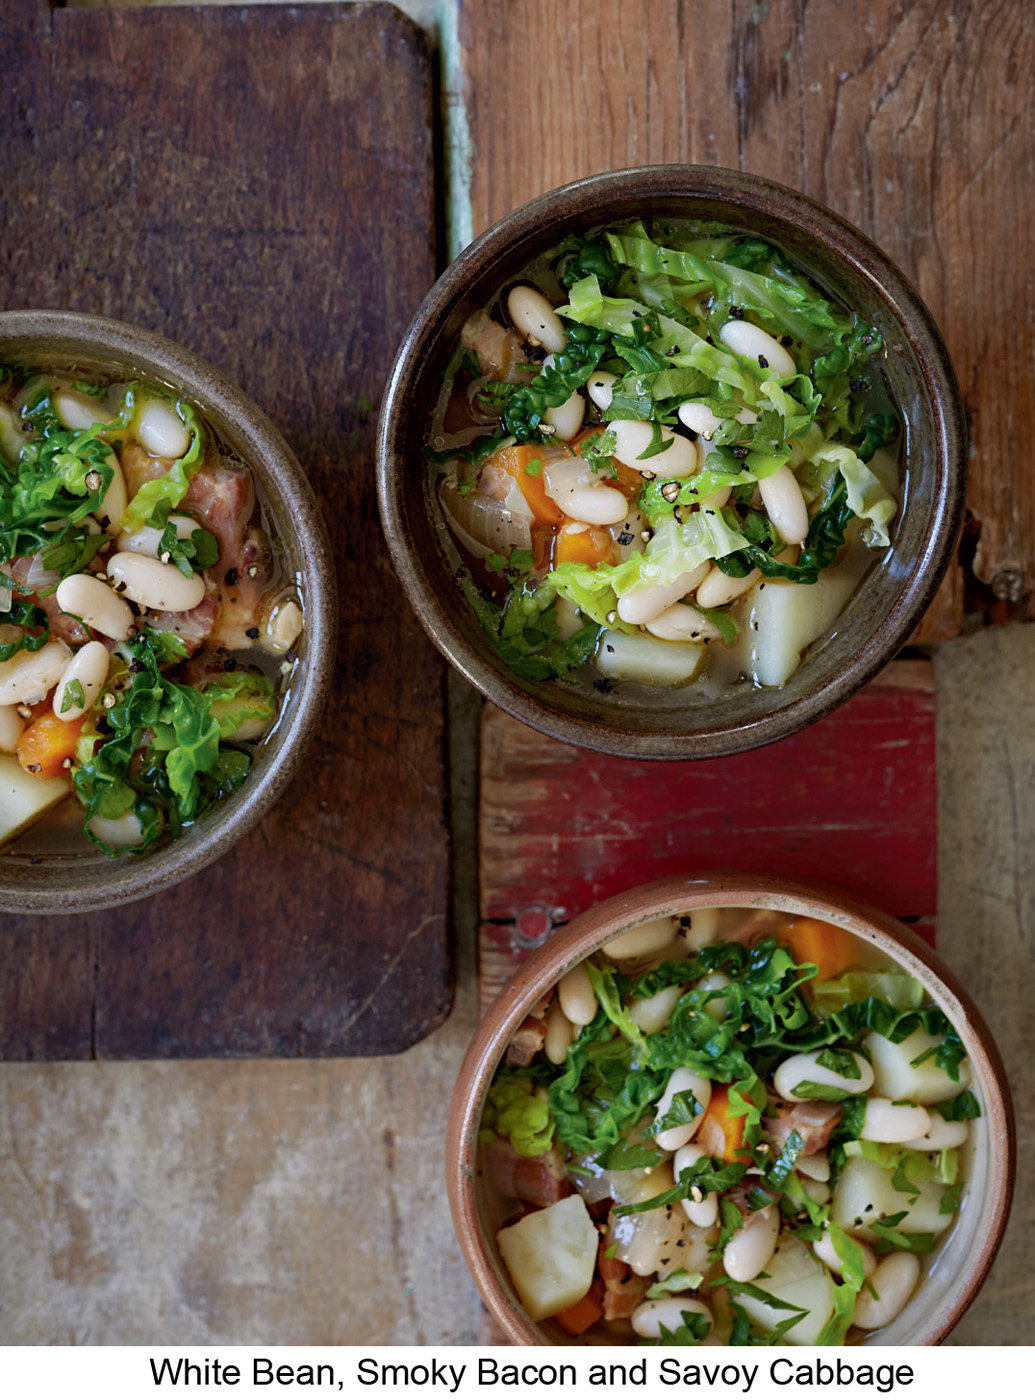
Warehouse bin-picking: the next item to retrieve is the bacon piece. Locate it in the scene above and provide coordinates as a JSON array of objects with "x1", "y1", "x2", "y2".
[
  {"x1": 484, "y1": 1138, "x2": 570, "y2": 1208},
  {"x1": 598, "y1": 1237, "x2": 648, "y2": 1320},
  {"x1": 146, "y1": 594, "x2": 219, "y2": 658},
  {"x1": 764, "y1": 1099, "x2": 842, "y2": 1155},
  {"x1": 504, "y1": 990, "x2": 552, "y2": 1067},
  {"x1": 460, "y1": 310, "x2": 527, "y2": 380}
]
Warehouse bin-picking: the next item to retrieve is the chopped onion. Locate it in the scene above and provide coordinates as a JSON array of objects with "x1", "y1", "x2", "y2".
[
  {"x1": 439, "y1": 475, "x2": 532, "y2": 559},
  {"x1": 24, "y1": 553, "x2": 62, "y2": 594}
]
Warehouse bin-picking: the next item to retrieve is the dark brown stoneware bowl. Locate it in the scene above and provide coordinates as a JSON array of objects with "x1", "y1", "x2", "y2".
[
  {"x1": 0, "y1": 310, "x2": 336, "y2": 914},
  {"x1": 378, "y1": 166, "x2": 966, "y2": 759},
  {"x1": 447, "y1": 874, "x2": 1014, "y2": 1346}
]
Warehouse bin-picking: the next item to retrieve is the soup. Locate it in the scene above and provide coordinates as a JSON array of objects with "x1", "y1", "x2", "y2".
[
  {"x1": 0, "y1": 365, "x2": 303, "y2": 856},
  {"x1": 480, "y1": 907, "x2": 976, "y2": 1345},
  {"x1": 427, "y1": 221, "x2": 900, "y2": 698}
]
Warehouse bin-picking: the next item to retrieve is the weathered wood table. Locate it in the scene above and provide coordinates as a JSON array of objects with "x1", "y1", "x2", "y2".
[{"x1": 0, "y1": 0, "x2": 450, "y2": 1057}]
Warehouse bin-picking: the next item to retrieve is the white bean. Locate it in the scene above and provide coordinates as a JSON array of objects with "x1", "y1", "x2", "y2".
[
  {"x1": 698, "y1": 484, "x2": 732, "y2": 511},
  {"x1": 773, "y1": 1050, "x2": 874, "y2": 1103},
  {"x1": 137, "y1": 399, "x2": 191, "y2": 459},
  {"x1": 654, "y1": 1068, "x2": 712, "y2": 1151},
  {"x1": 631, "y1": 1297, "x2": 713, "y2": 1340},
  {"x1": 52, "y1": 640, "x2": 110, "y2": 721},
  {"x1": 545, "y1": 391, "x2": 584, "y2": 442},
  {"x1": 544, "y1": 1001, "x2": 575, "y2": 1065},
  {"x1": 673, "y1": 1143, "x2": 719, "y2": 1227},
  {"x1": 646, "y1": 602, "x2": 723, "y2": 643},
  {"x1": 852, "y1": 1252, "x2": 921, "y2": 1331},
  {"x1": 719, "y1": 320, "x2": 796, "y2": 379},
  {"x1": 541, "y1": 455, "x2": 628, "y2": 526},
  {"x1": 629, "y1": 983, "x2": 684, "y2": 1035},
  {"x1": 759, "y1": 465, "x2": 809, "y2": 545},
  {"x1": 901, "y1": 1117, "x2": 970, "y2": 1152},
  {"x1": 603, "y1": 916, "x2": 678, "y2": 962},
  {"x1": 106, "y1": 552, "x2": 205, "y2": 613},
  {"x1": 802, "y1": 1178, "x2": 831, "y2": 1205},
  {"x1": 506, "y1": 285, "x2": 567, "y2": 355},
  {"x1": 266, "y1": 599, "x2": 304, "y2": 655},
  {"x1": 861, "y1": 1098, "x2": 931, "y2": 1144},
  {"x1": 612, "y1": 507, "x2": 647, "y2": 561},
  {"x1": 677, "y1": 401, "x2": 758, "y2": 440},
  {"x1": 96, "y1": 452, "x2": 128, "y2": 535},
  {"x1": 0, "y1": 639, "x2": 72, "y2": 706},
  {"x1": 56, "y1": 572, "x2": 134, "y2": 642},
  {"x1": 617, "y1": 564, "x2": 709, "y2": 626},
  {"x1": 538, "y1": 355, "x2": 584, "y2": 441},
  {"x1": 680, "y1": 906, "x2": 721, "y2": 951},
  {"x1": 694, "y1": 563, "x2": 761, "y2": 610},
  {"x1": 558, "y1": 962, "x2": 597, "y2": 1028},
  {"x1": 0, "y1": 703, "x2": 26, "y2": 752},
  {"x1": 814, "y1": 1229, "x2": 876, "y2": 1280},
  {"x1": 586, "y1": 371, "x2": 616, "y2": 411},
  {"x1": 724, "y1": 1207, "x2": 780, "y2": 1283},
  {"x1": 562, "y1": 483, "x2": 628, "y2": 526},
  {"x1": 88, "y1": 808, "x2": 145, "y2": 850},
  {"x1": 609, "y1": 420, "x2": 698, "y2": 478},
  {"x1": 116, "y1": 514, "x2": 197, "y2": 558},
  {"x1": 54, "y1": 388, "x2": 112, "y2": 431},
  {"x1": 796, "y1": 1153, "x2": 831, "y2": 1182},
  {"x1": 696, "y1": 970, "x2": 731, "y2": 1021}
]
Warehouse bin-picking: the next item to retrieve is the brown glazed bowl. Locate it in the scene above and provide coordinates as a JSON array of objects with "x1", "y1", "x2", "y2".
[
  {"x1": 0, "y1": 310, "x2": 336, "y2": 914},
  {"x1": 447, "y1": 874, "x2": 1014, "y2": 1346},
  {"x1": 378, "y1": 166, "x2": 966, "y2": 759}
]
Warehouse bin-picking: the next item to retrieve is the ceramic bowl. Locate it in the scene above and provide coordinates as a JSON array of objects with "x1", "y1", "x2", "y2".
[
  {"x1": 447, "y1": 873, "x2": 1014, "y2": 1346},
  {"x1": 0, "y1": 310, "x2": 336, "y2": 913},
  {"x1": 378, "y1": 166, "x2": 966, "y2": 759}
]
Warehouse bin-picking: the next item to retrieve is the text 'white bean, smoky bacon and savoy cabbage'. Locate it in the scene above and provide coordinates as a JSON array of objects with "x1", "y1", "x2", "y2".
[
  {"x1": 428, "y1": 222, "x2": 900, "y2": 697},
  {"x1": 0, "y1": 368, "x2": 303, "y2": 856},
  {"x1": 480, "y1": 910, "x2": 977, "y2": 1344}
]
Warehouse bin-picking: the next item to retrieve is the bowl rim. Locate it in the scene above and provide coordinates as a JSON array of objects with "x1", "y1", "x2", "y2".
[
  {"x1": 378, "y1": 163, "x2": 968, "y2": 760},
  {"x1": 446, "y1": 871, "x2": 1016, "y2": 1346},
  {"x1": 0, "y1": 308, "x2": 338, "y2": 913}
]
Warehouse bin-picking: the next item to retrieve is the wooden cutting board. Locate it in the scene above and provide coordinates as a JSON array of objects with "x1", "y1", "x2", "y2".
[{"x1": 0, "y1": 0, "x2": 449, "y2": 1058}]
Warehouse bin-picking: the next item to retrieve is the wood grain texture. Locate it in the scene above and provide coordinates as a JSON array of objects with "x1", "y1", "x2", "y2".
[
  {"x1": 452, "y1": 0, "x2": 1035, "y2": 638},
  {"x1": 0, "y1": 0, "x2": 449, "y2": 1058},
  {"x1": 478, "y1": 658, "x2": 937, "y2": 1007}
]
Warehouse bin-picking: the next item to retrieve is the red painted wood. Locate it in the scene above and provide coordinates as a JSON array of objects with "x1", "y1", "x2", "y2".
[{"x1": 479, "y1": 661, "x2": 937, "y2": 1002}]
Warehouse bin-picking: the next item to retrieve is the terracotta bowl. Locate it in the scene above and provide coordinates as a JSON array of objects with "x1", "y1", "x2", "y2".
[
  {"x1": 447, "y1": 874, "x2": 1014, "y2": 1346},
  {"x1": 0, "y1": 310, "x2": 336, "y2": 914},
  {"x1": 378, "y1": 166, "x2": 966, "y2": 759}
]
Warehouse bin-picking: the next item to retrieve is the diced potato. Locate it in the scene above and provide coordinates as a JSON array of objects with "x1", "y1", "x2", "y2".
[
  {"x1": 742, "y1": 559, "x2": 863, "y2": 688},
  {"x1": 596, "y1": 629, "x2": 704, "y2": 686},
  {"x1": 0, "y1": 752, "x2": 71, "y2": 849},
  {"x1": 735, "y1": 1234, "x2": 835, "y2": 1345},
  {"x1": 496, "y1": 1195, "x2": 598, "y2": 1323},
  {"x1": 830, "y1": 1155, "x2": 954, "y2": 1242},
  {"x1": 865, "y1": 1028, "x2": 971, "y2": 1104}
]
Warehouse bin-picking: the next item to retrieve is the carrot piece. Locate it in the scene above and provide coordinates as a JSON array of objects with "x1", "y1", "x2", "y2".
[
  {"x1": 696, "y1": 1085, "x2": 752, "y2": 1164},
  {"x1": 553, "y1": 524, "x2": 615, "y2": 569},
  {"x1": 552, "y1": 1279, "x2": 605, "y2": 1336},
  {"x1": 778, "y1": 917, "x2": 856, "y2": 982},
  {"x1": 487, "y1": 442, "x2": 565, "y2": 525},
  {"x1": 16, "y1": 710, "x2": 87, "y2": 780}
]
